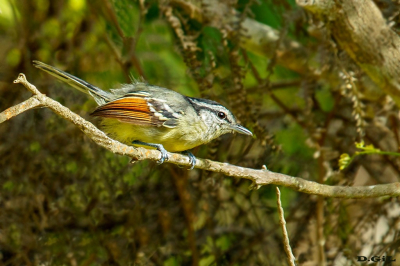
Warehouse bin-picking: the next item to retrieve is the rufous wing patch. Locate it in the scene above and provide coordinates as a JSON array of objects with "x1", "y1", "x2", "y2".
[{"x1": 91, "y1": 96, "x2": 162, "y2": 126}]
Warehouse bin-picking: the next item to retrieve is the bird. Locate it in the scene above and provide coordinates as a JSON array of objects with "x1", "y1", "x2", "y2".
[{"x1": 32, "y1": 60, "x2": 253, "y2": 169}]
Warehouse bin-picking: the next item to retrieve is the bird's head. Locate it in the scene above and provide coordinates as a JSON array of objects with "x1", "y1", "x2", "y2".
[{"x1": 187, "y1": 97, "x2": 252, "y2": 140}]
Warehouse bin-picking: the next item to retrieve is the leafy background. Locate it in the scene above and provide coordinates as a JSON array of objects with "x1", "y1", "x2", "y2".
[{"x1": 0, "y1": 0, "x2": 399, "y2": 265}]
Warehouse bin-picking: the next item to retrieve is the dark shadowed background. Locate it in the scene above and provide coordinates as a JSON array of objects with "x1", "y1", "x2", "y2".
[{"x1": 1, "y1": 0, "x2": 399, "y2": 265}]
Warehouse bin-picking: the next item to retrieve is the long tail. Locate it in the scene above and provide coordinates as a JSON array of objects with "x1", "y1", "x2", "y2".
[{"x1": 32, "y1": 60, "x2": 111, "y2": 105}]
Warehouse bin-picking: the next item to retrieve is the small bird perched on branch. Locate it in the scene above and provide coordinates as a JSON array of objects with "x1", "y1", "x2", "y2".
[{"x1": 33, "y1": 61, "x2": 252, "y2": 169}]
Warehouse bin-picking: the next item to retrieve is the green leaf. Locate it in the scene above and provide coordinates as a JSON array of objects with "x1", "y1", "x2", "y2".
[
  {"x1": 164, "y1": 257, "x2": 180, "y2": 266},
  {"x1": 316, "y1": 86, "x2": 334, "y2": 112},
  {"x1": 112, "y1": 0, "x2": 138, "y2": 37},
  {"x1": 338, "y1": 153, "x2": 351, "y2": 170},
  {"x1": 3, "y1": 181, "x2": 15, "y2": 191}
]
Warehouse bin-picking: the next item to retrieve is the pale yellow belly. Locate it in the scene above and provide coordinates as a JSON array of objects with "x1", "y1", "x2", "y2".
[{"x1": 99, "y1": 118, "x2": 209, "y2": 152}]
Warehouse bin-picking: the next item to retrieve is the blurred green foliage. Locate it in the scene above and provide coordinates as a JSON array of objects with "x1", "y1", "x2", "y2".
[{"x1": 1, "y1": 0, "x2": 399, "y2": 265}]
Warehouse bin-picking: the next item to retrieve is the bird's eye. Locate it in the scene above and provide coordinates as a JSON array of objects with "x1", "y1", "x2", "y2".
[{"x1": 217, "y1": 112, "x2": 226, "y2": 119}]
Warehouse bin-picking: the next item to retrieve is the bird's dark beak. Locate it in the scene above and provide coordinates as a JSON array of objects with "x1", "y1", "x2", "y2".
[{"x1": 231, "y1": 124, "x2": 253, "y2": 136}]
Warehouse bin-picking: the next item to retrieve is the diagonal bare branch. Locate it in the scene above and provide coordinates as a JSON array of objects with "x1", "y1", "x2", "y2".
[
  {"x1": 0, "y1": 96, "x2": 41, "y2": 123},
  {"x1": 3, "y1": 73, "x2": 400, "y2": 199}
]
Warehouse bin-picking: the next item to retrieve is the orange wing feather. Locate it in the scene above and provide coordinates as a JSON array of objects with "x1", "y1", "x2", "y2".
[{"x1": 91, "y1": 96, "x2": 160, "y2": 126}]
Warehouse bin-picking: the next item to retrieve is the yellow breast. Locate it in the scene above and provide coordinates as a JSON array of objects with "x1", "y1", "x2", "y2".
[{"x1": 99, "y1": 118, "x2": 210, "y2": 152}]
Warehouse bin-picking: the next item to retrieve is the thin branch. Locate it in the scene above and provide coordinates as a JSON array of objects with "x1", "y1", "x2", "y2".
[
  {"x1": 170, "y1": 168, "x2": 199, "y2": 266},
  {"x1": 247, "y1": 80, "x2": 302, "y2": 93},
  {"x1": 4, "y1": 73, "x2": 400, "y2": 199},
  {"x1": 316, "y1": 197, "x2": 326, "y2": 265},
  {"x1": 101, "y1": 0, "x2": 125, "y2": 39},
  {"x1": 0, "y1": 96, "x2": 41, "y2": 123},
  {"x1": 276, "y1": 187, "x2": 296, "y2": 266},
  {"x1": 103, "y1": 33, "x2": 131, "y2": 82}
]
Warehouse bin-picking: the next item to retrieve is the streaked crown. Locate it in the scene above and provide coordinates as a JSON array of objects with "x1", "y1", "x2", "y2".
[{"x1": 186, "y1": 97, "x2": 252, "y2": 137}]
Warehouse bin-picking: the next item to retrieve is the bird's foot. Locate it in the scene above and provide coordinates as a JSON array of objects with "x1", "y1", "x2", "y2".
[
  {"x1": 156, "y1": 145, "x2": 169, "y2": 164},
  {"x1": 132, "y1": 141, "x2": 169, "y2": 164},
  {"x1": 182, "y1": 150, "x2": 196, "y2": 170}
]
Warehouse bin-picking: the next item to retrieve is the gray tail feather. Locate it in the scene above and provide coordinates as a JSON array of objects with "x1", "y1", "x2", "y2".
[{"x1": 32, "y1": 60, "x2": 111, "y2": 104}]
